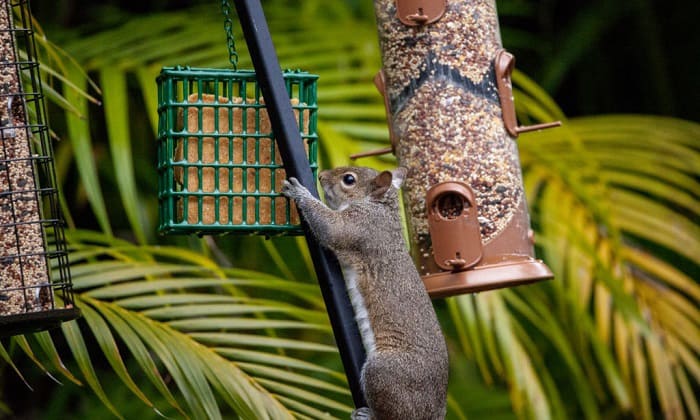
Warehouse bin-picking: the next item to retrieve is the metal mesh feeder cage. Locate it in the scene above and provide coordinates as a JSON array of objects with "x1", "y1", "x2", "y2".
[
  {"x1": 0, "y1": 0, "x2": 78, "y2": 337},
  {"x1": 156, "y1": 67, "x2": 318, "y2": 236}
]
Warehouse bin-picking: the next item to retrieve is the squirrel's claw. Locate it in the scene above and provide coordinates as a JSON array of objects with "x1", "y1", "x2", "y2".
[
  {"x1": 351, "y1": 408, "x2": 372, "y2": 420},
  {"x1": 281, "y1": 179, "x2": 294, "y2": 197},
  {"x1": 281, "y1": 177, "x2": 311, "y2": 201}
]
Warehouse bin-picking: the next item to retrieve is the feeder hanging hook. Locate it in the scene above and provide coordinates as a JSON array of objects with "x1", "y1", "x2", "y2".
[{"x1": 221, "y1": 0, "x2": 239, "y2": 70}]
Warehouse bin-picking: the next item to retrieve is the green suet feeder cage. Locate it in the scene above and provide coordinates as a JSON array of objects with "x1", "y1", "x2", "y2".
[{"x1": 156, "y1": 4, "x2": 318, "y2": 236}]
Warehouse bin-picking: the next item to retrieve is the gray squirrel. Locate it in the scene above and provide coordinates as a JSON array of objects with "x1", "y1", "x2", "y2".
[{"x1": 282, "y1": 166, "x2": 449, "y2": 420}]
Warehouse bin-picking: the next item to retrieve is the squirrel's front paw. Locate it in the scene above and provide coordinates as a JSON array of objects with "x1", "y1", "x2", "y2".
[{"x1": 281, "y1": 177, "x2": 312, "y2": 202}]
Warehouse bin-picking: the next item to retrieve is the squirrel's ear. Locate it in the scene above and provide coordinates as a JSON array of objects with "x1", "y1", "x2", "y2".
[
  {"x1": 391, "y1": 167, "x2": 407, "y2": 189},
  {"x1": 370, "y1": 170, "x2": 393, "y2": 199}
]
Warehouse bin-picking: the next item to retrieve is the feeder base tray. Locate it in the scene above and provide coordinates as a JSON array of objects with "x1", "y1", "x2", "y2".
[
  {"x1": 0, "y1": 307, "x2": 81, "y2": 338},
  {"x1": 423, "y1": 258, "x2": 553, "y2": 298}
]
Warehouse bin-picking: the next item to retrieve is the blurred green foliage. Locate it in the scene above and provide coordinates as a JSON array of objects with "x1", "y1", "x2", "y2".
[{"x1": 1, "y1": 1, "x2": 697, "y2": 419}]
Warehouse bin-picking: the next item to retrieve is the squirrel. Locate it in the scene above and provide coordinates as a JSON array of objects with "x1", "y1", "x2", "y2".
[{"x1": 282, "y1": 166, "x2": 449, "y2": 420}]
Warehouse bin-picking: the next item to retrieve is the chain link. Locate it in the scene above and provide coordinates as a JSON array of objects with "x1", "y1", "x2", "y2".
[{"x1": 221, "y1": 0, "x2": 239, "y2": 70}]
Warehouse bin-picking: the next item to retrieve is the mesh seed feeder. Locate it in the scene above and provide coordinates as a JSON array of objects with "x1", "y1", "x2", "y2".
[
  {"x1": 0, "y1": 0, "x2": 78, "y2": 337},
  {"x1": 366, "y1": 0, "x2": 560, "y2": 298},
  {"x1": 156, "y1": 2, "x2": 318, "y2": 236}
]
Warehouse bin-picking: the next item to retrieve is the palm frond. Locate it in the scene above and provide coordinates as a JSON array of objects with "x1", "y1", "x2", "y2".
[
  {"x1": 514, "y1": 76, "x2": 699, "y2": 417},
  {"x1": 9, "y1": 231, "x2": 352, "y2": 419}
]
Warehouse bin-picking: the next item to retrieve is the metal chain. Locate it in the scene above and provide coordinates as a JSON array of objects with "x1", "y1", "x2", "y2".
[{"x1": 221, "y1": 0, "x2": 239, "y2": 70}]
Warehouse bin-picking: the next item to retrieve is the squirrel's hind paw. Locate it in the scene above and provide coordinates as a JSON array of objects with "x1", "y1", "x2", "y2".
[{"x1": 351, "y1": 407, "x2": 372, "y2": 420}]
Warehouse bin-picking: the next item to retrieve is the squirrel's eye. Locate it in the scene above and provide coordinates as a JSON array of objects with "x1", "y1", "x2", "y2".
[{"x1": 342, "y1": 174, "x2": 356, "y2": 187}]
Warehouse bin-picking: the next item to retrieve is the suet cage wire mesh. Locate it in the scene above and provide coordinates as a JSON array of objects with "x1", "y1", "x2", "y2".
[
  {"x1": 0, "y1": 0, "x2": 78, "y2": 337},
  {"x1": 156, "y1": 0, "x2": 319, "y2": 237},
  {"x1": 156, "y1": 67, "x2": 318, "y2": 236}
]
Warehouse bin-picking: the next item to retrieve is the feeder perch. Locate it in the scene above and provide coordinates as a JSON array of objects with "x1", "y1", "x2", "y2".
[
  {"x1": 0, "y1": 0, "x2": 78, "y2": 337},
  {"x1": 372, "y1": 0, "x2": 558, "y2": 298}
]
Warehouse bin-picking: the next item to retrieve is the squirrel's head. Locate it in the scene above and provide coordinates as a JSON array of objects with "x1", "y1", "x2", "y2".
[{"x1": 318, "y1": 166, "x2": 407, "y2": 211}]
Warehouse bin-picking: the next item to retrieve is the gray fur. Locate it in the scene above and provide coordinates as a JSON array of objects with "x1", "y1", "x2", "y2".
[{"x1": 282, "y1": 166, "x2": 449, "y2": 420}]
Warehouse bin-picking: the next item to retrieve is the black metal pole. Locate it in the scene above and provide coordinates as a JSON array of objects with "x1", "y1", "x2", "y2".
[{"x1": 233, "y1": 0, "x2": 367, "y2": 408}]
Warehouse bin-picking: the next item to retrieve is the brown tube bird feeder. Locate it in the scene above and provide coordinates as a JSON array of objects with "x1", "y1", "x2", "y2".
[{"x1": 370, "y1": 0, "x2": 559, "y2": 298}]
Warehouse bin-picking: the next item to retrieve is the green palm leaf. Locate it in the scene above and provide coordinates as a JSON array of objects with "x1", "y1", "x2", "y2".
[{"x1": 10, "y1": 232, "x2": 352, "y2": 419}]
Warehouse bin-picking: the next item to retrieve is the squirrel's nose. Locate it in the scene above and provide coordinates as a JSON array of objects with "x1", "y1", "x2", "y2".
[{"x1": 318, "y1": 170, "x2": 330, "y2": 182}]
